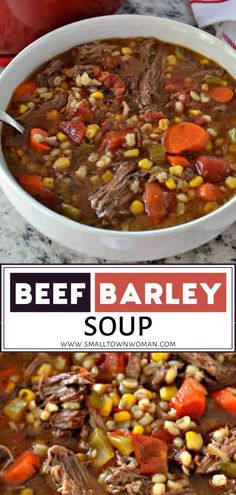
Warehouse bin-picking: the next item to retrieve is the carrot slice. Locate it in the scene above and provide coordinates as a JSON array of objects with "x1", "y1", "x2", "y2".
[
  {"x1": 1, "y1": 451, "x2": 40, "y2": 486},
  {"x1": 18, "y1": 174, "x2": 44, "y2": 195},
  {"x1": 13, "y1": 81, "x2": 37, "y2": 100},
  {"x1": 165, "y1": 122, "x2": 210, "y2": 154},
  {"x1": 30, "y1": 128, "x2": 51, "y2": 153},
  {"x1": 212, "y1": 388, "x2": 236, "y2": 415},
  {"x1": 144, "y1": 182, "x2": 167, "y2": 225},
  {"x1": 208, "y1": 86, "x2": 234, "y2": 103},
  {"x1": 196, "y1": 182, "x2": 222, "y2": 202},
  {"x1": 166, "y1": 154, "x2": 190, "y2": 168}
]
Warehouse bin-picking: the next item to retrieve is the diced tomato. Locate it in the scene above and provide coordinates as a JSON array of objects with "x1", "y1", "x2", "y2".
[
  {"x1": 74, "y1": 99, "x2": 94, "y2": 122},
  {"x1": 196, "y1": 183, "x2": 223, "y2": 202},
  {"x1": 100, "y1": 72, "x2": 125, "y2": 96},
  {"x1": 60, "y1": 118, "x2": 86, "y2": 145},
  {"x1": 131, "y1": 434, "x2": 168, "y2": 475},
  {"x1": 143, "y1": 111, "x2": 163, "y2": 123},
  {"x1": 195, "y1": 155, "x2": 230, "y2": 182},
  {"x1": 152, "y1": 426, "x2": 174, "y2": 443},
  {"x1": 212, "y1": 388, "x2": 236, "y2": 415},
  {"x1": 144, "y1": 182, "x2": 167, "y2": 225},
  {"x1": 165, "y1": 83, "x2": 177, "y2": 92},
  {"x1": 170, "y1": 377, "x2": 207, "y2": 419},
  {"x1": 105, "y1": 55, "x2": 121, "y2": 69},
  {"x1": 100, "y1": 130, "x2": 128, "y2": 151},
  {"x1": 102, "y1": 353, "x2": 127, "y2": 374}
]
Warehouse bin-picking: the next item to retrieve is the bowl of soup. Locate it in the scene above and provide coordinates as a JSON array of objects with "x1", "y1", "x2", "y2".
[{"x1": 0, "y1": 15, "x2": 236, "y2": 261}]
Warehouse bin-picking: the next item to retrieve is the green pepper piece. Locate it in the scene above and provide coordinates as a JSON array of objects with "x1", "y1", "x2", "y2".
[
  {"x1": 3, "y1": 398, "x2": 27, "y2": 422},
  {"x1": 222, "y1": 462, "x2": 236, "y2": 478},
  {"x1": 148, "y1": 144, "x2": 165, "y2": 164},
  {"x1": 175, "y1": 46, "x2": 189, "y2": 61},
  {"x1": 89, "y1": 428, "x2": 115, "y2": 468},
  {"x1": 60, "y1": 203, "x2": 81, "y2": 221},
  {"x1": 205, "y1": 76, "x2": 226, "y2": 86},
  {"x1": 88, "y1": 391, "x2": 103, "y2": 410},
  {"x1": 228, "y1": 127, "x2": 236, "y2": 144},
  {"x1": 108, "y1": 434, "x2": 134, "y2": 456}
]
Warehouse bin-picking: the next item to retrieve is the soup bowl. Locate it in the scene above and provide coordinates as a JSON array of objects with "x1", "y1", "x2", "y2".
[{"x1": 0, "y1": 15, "x2": 236, "y2": 261}]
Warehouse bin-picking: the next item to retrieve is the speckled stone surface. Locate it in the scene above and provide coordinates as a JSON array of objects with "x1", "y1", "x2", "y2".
[{"x1": 0, "y1": 0, "x2": 235, "y2": 264}]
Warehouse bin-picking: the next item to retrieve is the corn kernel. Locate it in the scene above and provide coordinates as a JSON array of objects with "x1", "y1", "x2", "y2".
[
  {"x1": 167, "y1": 54, "x2": 177, "y2": 65},
  {"x1": 53, "y1": 156, "x2": 71, "y2": 170},
  {"x1": 121, "y1": 47, "x2": 133, "y2": 55},
  {"x1": 203, "y1": 201, "x2": 218, "y2": 214},
  {"x1": 169, "y1": 165, "x2": 184, "y2": 177},
  {"x1": 114, "y1": 411, "x2": 132, "y2": 423},
  {"x1": 110, "y1": 392, "x2": 120, "y2": 407},
  {"x1": 151, "y1": 353, "x2": 170, "y2": 362},
  {"x1": 228, "y1": 144, "x2": 236, "y2": 153},
  {"x1": 159, "y1": 119, "x2": 170, "y2": 131},
  {"x1": 188, "y1": 109, "x2": 202, "y2": 116},
  {"x1": 189, "y1": 176, "x2": 203, "y2": 188},
  {"x1": 47, "y1": 109, "x2": 59, "y2": 120},
  {"x1": 200, "y1": 58, "x2": 209, "y2": 65},
  {"x1": 57, "y1": 132, "x2": 67, "y2": 142},
  {"x1": 37, "y1": 363, "x2": 53, "y2": 378},
  {"x1": 225, "y1": 176, "x2": 236, "y2": 189},
  {"x1": 124, "y1": 148, "x2": 140, "y2": 158},
  {"x1": 160, "y1": 386, "x2": 178, "y2": 401},
  {"x1": 20, "y1": 489, "x2": 34, "y2": 495},
  {"x1": 18, "y1": 388, "x2": 36, "y2": 402},
  {"x1": 19, "y1": 104, "x2": 28, "y2": 114},
  {"x1": 91, "y1": 91, "x2": 104, "y2": 100},
  {"x1": 42, "y1": 177, "x2": 54, "y2": 189},
  {"x1": 102, "y1": 170, "x2": 113, "y2": 183},
  {"x1": 120, "y1": 394, "x2": 136, "y2": 410},
  {"x1": 165, "y1": 178, "x2": 177, "y2": 190},
  {"x1": 132, "y1": 424, "x2": 144, "y2": 435},
  {"x1": 174, "y1": 116, "x2": 184, "y2": 123},
  {"x1": 205, "y1": 141, "x2": 213, "y2": 151},
  {"x1": 186, "y1": 431, "x2": 203, "y2": 451},
  {"x1": 130, "y1": 200, "x2": 145, "y2": 215},
  {"x1": 100, "y1": 396, "x2": 113, "y2": 417},
  {"x1": 138, "y1": 158, "x2": 153, "y2": 170},
  {"x1": 86, "y1": 124, "x2": 100, "y2": 139}
]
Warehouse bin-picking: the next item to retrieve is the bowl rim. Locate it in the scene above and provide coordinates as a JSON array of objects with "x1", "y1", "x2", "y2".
[{"x1": 0, "y1": 13, "x2": 236, "y2": 239}]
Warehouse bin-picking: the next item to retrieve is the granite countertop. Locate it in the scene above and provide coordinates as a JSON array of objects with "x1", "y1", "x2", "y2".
[{"x1": 0, "y1": 0, "x2": 235, "y2": 264}]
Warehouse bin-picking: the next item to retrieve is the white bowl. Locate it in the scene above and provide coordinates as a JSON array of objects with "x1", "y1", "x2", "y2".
[{"x1": 0, "y1": 15, "x2": 236, "y2": 261}]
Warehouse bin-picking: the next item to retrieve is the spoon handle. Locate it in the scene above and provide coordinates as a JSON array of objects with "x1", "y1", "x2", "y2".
[{"x1": 0, "y1": 109, "x2": 24, "y2": 134}]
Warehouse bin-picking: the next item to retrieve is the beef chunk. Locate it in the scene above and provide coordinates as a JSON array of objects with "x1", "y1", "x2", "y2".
[
  {"x1": 73, "y1": 43, "x2": 117, "y2": 64},
  {"x1": 89, "y1": 161, "x2": 137, "y2": 221},
  {"x1": 105, "y1": 454, "x2": 151, "y2": 495},
  {"x1": 178, "y1": 353, "x2": 236, "y2": 388},
  {"x1": 50, "y1": 409, "x2": 87, "y2": 430},
  {"x1": 44, "y1": 445, "x2": 105, "y2": 495},
  {"x1": 120, "y1": 57, "x2": 144, "y2": 98},
  {"x1": 39, "y1": 371, "x2": 94, "y2": 404},
  {"x1": 196, "y1": 427, "x2": 236, "y2": 474},
  {"x1": 126, "y1": 353, "x2": 142, "y2": 379},
  {"x1": 138, "y1": 40, "x2": 167, "y2": 107},
  {"x1": 37, "y1": 58, "x2": 64, "y2": 87},
  {"x1": 17, "y1": 92, "x2": 68, "y2": 131}
]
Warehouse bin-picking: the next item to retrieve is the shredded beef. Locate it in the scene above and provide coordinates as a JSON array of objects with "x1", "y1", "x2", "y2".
[
  {"x1": 120, "y1": 57, "x2": 144, "y2": 98},
  {"x1": 196, "y1": 427, "x2": 236, "y2": 474},
  {"x1": 39, "y1": 371, "x2": 94, "y2": 404},
  {"x1": 50, "y1": 409, "x2": 87, "y2": 431},
  {"x1": 73, "y1": 43, "x2": 116, "y2": 64},
  {"x1": 44, "y1": 445, "x2": 105, "y2": 495},
  {"x1": 178, "y1": 353, "x2": 236, "y2": 388},
  {"x1": 89, "y1": 408, "x2": 107, "y2": 430},
  {"x1": 105, "y1": 454, "x2": 151, "y2": 495},
  {"x1": 37, "y1": 58, "x2": 64, "y2": 87},
  {"x1": 17, "y1": 92, "x2": 68, "y2": 130},
  {"x1": 126, "y1": 353, "x2": 142, "y2": 379},
  {"x1": 89, "y1": 161, "x2": 137, "y2": 221},
  {"x1": 24, "y1": 353, "x2": 52, "y2": 379},
  {"x1": 138, "y1": 40, "x2": 167, "y2": 107}
]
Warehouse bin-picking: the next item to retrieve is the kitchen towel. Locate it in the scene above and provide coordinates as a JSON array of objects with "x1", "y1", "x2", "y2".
[{"x1": 190, "y1": 0, "x2": 236, "y2": 49}]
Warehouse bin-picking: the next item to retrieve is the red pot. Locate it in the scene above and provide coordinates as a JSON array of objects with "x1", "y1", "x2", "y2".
[{"x1": 0, "y1": 0, "x2": 124, "y2": 60}]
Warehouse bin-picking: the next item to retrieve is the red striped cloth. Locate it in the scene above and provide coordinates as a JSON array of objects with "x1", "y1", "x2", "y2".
[{"x1": 189, "y1": 0, "x2": 236, "y2": 50}]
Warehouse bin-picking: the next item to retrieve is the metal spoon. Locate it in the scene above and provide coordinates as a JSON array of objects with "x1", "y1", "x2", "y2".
[{"x1": 0, "y1": 109, "x2": 24, "y2": 134}]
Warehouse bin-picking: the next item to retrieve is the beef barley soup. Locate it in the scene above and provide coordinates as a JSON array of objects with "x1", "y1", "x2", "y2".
[
  {"x1": 2, "y1": 38, "x2": 236, "y2": 231},
  {"x1": 0, "y1": 352, "x2": 236, "y2": 495}
]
